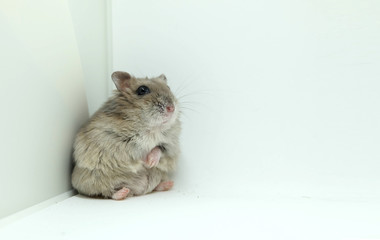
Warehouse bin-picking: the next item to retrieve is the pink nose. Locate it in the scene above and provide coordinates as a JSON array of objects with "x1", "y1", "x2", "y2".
[{"x1": 166, "y1": 105, "x2": 175, "y2": 113}]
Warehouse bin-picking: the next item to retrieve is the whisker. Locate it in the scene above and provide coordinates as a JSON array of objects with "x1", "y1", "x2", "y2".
[
  {"x1": 179, "y1": 106, "x2": 198, "y2": 112},
  {"x1": 174, "y1": 79, "x2": 194, "y2": 97},
  {"x1": 179, "y1": 111, "x2": 191, "y2": 121},
  {"x1": 179, "y1": 101, "x2": 202, "y2": 105},
  {"x1": 179, "y1": 100, "x2": 213, "y2": 111},
  {"x1": 177, "y1": 92, "x2": 210, "y2": 101}
]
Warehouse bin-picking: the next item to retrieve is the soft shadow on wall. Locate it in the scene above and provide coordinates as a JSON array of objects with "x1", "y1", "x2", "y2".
[
  {"x1": 0, "y1": 0, "x2": 88, "y2": 219},
  {"x1": 67, "y1": 0, "x2": 109, "y2": 116}
]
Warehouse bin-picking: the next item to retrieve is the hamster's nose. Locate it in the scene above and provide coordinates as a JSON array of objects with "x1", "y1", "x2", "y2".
[{"x1": 166, "y1": 104, "x2": 175, "y2": 113}]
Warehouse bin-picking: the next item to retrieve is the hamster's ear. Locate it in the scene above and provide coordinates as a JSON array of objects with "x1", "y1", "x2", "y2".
[
  {"x1": 158, "y1": 74, "x2": 167, "y2": 82},
  {"x1": 112, "y1": 71, "x2": 131, "y2": 92}
]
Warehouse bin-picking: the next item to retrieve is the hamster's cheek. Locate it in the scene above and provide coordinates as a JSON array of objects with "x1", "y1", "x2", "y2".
[{"x1": 143, "y1": 114, "x2": 162, "y2": 128}]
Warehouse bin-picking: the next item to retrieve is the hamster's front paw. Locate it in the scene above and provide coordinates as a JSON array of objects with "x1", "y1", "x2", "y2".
[{"x1": 144, "y1": 147, "x2": 161, "y2": 168}]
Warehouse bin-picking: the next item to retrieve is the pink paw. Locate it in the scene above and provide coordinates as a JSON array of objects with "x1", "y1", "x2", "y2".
[
  {"x1": 154, "y1": 181, "x2": 174, "y2": 191},
  {"x1": 144, "y1": 147, "x2": 161, "y2": 168},
  {"x1": 112, "y1": 187, "x2": 130, "y2": 200}
]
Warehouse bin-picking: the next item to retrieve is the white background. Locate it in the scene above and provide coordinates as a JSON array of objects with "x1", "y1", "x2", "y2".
[{"x1": 112, "y1": 0, "x2": 380, "y2": 200}]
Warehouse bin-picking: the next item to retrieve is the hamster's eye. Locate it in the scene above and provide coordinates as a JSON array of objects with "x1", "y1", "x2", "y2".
[{"x1": 136, "y1": 86, "x2": 150, "y2": 96}]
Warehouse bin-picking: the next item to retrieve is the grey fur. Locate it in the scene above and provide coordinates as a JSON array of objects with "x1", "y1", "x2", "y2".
[{"x1": 72, "y1": 71, "x2": 181, "y2": 198}]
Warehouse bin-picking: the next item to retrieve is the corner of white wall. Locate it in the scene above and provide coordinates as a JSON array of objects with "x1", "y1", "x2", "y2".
[{"x1": 68, "y1": 0, "x2": 110, "y2": 116}]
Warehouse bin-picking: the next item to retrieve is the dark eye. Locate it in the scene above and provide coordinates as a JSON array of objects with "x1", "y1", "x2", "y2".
[{"x1": 136, "y1": 85, "x2": 150, "y2": 96}]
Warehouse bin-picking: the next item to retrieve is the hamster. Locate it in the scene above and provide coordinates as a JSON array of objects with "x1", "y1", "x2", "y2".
[{"x1": 71, "y1": 71, "x2": 181, "y2": 200}]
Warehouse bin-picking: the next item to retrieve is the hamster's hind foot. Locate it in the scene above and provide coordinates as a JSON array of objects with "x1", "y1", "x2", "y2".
[
  {"x1": 154, "y1": 180, "x2": 174, "y2": 191},
  {"x1": 112, "y1": 187, "x2": 130, "y2": 200}
]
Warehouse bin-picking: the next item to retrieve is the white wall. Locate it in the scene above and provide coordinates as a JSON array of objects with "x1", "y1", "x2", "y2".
[
  {"x1": 67, "y1": 0, "x2": 109, "y2": 115},
  {"x1": 112, "y1": 0, "x2": 380, "y2": 199},
  {"x1": 0, "y1": 0, "x2": 88, "y2": 218}
]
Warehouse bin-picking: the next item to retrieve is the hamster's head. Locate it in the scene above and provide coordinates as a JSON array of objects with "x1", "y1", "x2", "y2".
[{"x1": 111, "y1": 71, "x2": 179, "y2": 129}]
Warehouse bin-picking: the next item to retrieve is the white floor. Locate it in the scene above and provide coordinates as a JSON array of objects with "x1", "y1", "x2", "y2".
[{"x1": 1, "y1": 188, "x2": 379, "y2": 240}]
